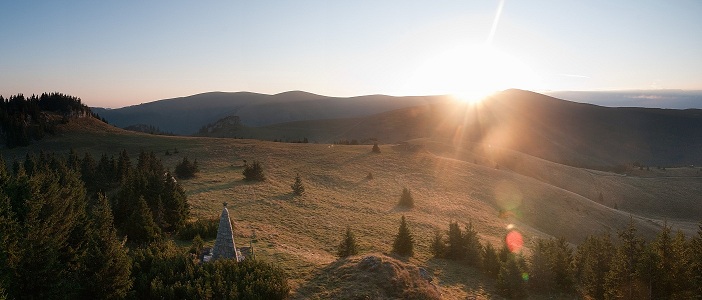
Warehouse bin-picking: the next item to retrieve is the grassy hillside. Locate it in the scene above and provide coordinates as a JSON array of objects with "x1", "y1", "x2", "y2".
[{"x1": 5, "y1": 119, "x2": 699, "y2": 298}]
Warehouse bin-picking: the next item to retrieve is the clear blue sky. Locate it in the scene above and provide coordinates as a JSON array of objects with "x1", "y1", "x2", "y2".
[{"x1": 1, "y1": 0, "x2": 701, "y2": 108}]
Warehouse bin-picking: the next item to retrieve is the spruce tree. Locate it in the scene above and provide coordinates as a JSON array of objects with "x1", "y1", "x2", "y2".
[
  {"x1": 573, "y1": 233, "x2": 613, "y2": 299},
  {"x1": 497, "y1": 254, "x2": 527, "y2": 299},
  {"x1": 243, "y1": 160, "x2": 266, "y2": 181},
  {"x1": 691, "y1": 222, "x2": 702, "y2": 297},
  {"x1": 446, "y1": 221, "x2": 464, "y2": 260},
  {"x1": 337, "y1": 226, "x2": 359, "y2": 258},
  {"x1": 527, "y1": 239, "x2": 552, "y2": 294},
  {"x1": 482, "y1": 243, "x2": 500, "y2": 279},
  {"x1": 430, "y1": 229, "x2": 445, "y2": 258},
  {"x1": 392, "y1": 215, "x2": 414, "y2": 257},
  {"x1": 398, "y1": 187, "x2": 414, "y2": 208},
  {"x1": 80, "y1": 194, "x2": 132, "y2": 299},
  {"x1": 291, "y1": 173, "x2": 305, "y2": 196},
  {"x1": 463, "y1": 221, "x2": 482, "y2": 266},
  {"x1": 604, "y1": 217, "x2": 645, "y2": 300},
  {"x1": 123, "y1": 196, "x2": 161, "y2": 245}
]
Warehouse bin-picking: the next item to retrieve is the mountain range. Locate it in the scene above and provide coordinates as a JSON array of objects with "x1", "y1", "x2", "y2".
[
  {"x1": 93, "y1": 91, "x2": 450, "y2": 135},
  {"x1": 92, "y1": 89, "x2": 702, "y2": 168}
]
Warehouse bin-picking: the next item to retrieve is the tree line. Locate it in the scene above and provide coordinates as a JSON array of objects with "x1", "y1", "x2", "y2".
[
  {"x1": 0, "y1": 93, "x2": 105, "y2": 148},
  {"x1": 339, "y1": 215, "x2": 702, "y2": 299}
]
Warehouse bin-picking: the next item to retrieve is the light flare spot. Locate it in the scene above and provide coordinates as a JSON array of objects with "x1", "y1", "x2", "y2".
[
  {"x1": 494, "y1": 181, "x2": 523, "y2": 212},
  {"x1": 505, "y1": 230, "x2": 523, "y2": 253},
  {"x1": 521, "y1": 272, "x2": 529, "y2": 281}
]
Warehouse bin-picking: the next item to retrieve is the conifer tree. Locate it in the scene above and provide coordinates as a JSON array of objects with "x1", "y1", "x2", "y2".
[
  {"x1": 243, "y1": 160, "x2": 266, "y2": 181},
  {"x1": 691, "y1": 222, "x2": 702, "y2": 297},
  {"x1": 430, "y1": 229, "x2": 445, "y2": 258},
  {"x1": 392, "y1": 215, "x2": 414, "y2": 257},
  {"x1": 604, "y1": 217, "x2": 645, "y2": 300},
  {"x1": 463, "y1": 221, "x2": 482, "y2": 266},
  {"x1": 123, "y1": 196, "x2": 161, "y2": 245},
  {"x1": 80, "y1": 194, "x2": 132, "y2": 299},
  {"x1": 573, "y1": 233, "x2": 613, "y2": 299},
  {"x1": 161, "y1": 172, "x2": 189, "y2": 231},
  {"x1": 398, "y1": 187, "x2": 414, "y2": 208},
  {"x1": 497, "y1": 254, "x2": 527, "y2": 299},
  {"x1": 291, "y1": 173, "x2": 305, "y2": 196},
  {"x1": 446, "y1": 221, "x2": 464, "y2": 260},
  {"x1": 337, "y1": 226, "x2": 359, "y2": 258},
  {"x1": 482, "y1": 243, "x2": 500, "y2": 279}
]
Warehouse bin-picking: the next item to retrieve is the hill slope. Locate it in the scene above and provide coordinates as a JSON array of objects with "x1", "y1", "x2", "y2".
[
  {"x1": 5, "y1": 125, "x2": 700, "y2": 298},
  {"x1": 202, "y1": 89, "x2": 702, "y2": 167},
  {"x1": 93, "y1": 91, "x2": 450, "y2": 135}
]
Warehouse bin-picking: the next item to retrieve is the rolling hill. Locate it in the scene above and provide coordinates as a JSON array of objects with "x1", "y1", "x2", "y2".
[
  {"x1": 92, "y1": 91, "x2": 450, "y2": 135},
  {"x1": 200, "y1": 89, "x2": 702, "y2": 168},
  {"x1": 4, "y1": 117, "x2": 700, "y2": 298}
]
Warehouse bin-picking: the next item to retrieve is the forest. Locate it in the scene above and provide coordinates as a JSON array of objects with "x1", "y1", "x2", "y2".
[
  {"x1": 0, "y1": 93, "x2": 103, "y2": 148},
  {"x1": 0, "y1": 151, "x2": 289, "y2": 299}
]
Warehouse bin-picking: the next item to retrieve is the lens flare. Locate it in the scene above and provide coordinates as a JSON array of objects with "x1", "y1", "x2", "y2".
[{"x1": 505, "y1": 230, "x2": 523, "y2": 253}]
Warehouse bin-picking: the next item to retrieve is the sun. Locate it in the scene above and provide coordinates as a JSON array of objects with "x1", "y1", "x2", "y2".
[{"x1": 403, "y1": 43, "x2": 540, "y2": 103}]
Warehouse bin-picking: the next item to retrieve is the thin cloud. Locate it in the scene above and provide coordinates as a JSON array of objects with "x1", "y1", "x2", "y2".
[
  {"x1": 557, "y1": 74, "x2": 590, "y2": 79},
  {"x1": 627, "y1": 95, "x2": 669, "y2": 100}
]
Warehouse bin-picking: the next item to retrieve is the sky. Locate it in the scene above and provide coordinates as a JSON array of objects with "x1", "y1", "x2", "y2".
[{"x1": 1, "y1": 0, "x2": 701, "y2": 108}]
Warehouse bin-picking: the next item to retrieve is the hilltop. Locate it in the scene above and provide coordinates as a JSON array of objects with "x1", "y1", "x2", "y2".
[
  {"x1": 93, "y1": 91, "x2": 450, "y2": 135},
  {"x1": 200, "y1": 89, "x2": 702, "y2": 168}
]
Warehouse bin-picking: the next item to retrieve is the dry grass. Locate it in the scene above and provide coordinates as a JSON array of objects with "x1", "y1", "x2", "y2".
[{"x1": 4, "y1": 120, "x2": 700, "y2": 299}]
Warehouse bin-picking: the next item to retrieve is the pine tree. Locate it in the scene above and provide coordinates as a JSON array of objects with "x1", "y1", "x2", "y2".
[
  {"x1": 573, "y1": 233, "x2": 613, "y2": 299},
  {"x1": 691, "y1": 222, "x2": 702, "y2": 297},
  {"x1": 337, "y1": 226, "x2": 359, "y2": 258},
  {"x1": 548, "y1": 237, "x2": 575, "y2": 294},
  {"x1": 446, "y1": 221, "x2": 464, "y2": 260},
  {"x1": 398, "y1": 187, "x2": 414, "y2": 208},
  {"x1": 123, "y1": 196, "x2": 161, "y2": 245},
  {"x1": 605, "y1": 217, "x2": 646, "y2": 300},
  {"x1": 527, "y1": 239, "x2": 552, "y2": 294},
  {"x1": 2, "y1": 167, "x2": 88, "y2": 298},
  {"x1": 161, "y1": 172, "x2": 189, "y2": 232},
  {"x1": 463, "y1": 221, "x2": 482, "y2": 266},
  {"x1": 79, "y1": 194, "x2": 132, "y2": 299},
  {"x1": 392, "y1": 215, "x2": 414, "y2": 256},
  {"x1": 497, "y1": 254, "x2": 527, "y2": 299},
  {"x1": 175, "y1": 156, "x2": 199, "y2": 179},
  {"x1": 243, "y1": 160, "x2": 266, "y2": 181},
  {"x1": 430, "y1": 229, "x2": 445, "y2": 258},
  {"x1": 482, "y1": 243, "x2": 500, "y2": 279},
  {"x1": 291, "y1": 173, "x2": 305, "y2": 196}
]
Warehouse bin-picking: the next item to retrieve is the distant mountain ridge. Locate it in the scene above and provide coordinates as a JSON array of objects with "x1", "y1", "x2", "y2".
[
  {"x1": 93, "y1": 91, "x2": 450, "y2": 135},
  {"x1": 200, "y1": 89, "x2": 702, "y2": 167}
]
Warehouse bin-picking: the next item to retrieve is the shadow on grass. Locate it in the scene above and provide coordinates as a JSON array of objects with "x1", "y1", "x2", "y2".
[
  {"x1": 388, "y1": 205, "x2": 413, "y2": 213},
  {"x1": 272, "y1": 192, "x2": 296, "y2": 201},
  {"x1": 424, "y1": 257, "x2": 496, "y2": 297}
]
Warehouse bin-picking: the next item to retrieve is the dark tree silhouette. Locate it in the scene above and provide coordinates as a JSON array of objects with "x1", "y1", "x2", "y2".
[
  {"x1": 243, "y1": 160, "x2": 266, "y2": 181},
  {"x1": 337, "y1": 226, "x2": 359, "y2": 258},
  {"x1": 392, "y1": 215, "x2": 414, "y2": 257},
  {"x1": 398, "y1": 187, "x2": 414, "y2": 208},
  {"x1": 175, "y1": 156, "x2": 199, "y2": 179},
  {"x1": 291, "y1": 173, "x2": 305, "y2": 196}
]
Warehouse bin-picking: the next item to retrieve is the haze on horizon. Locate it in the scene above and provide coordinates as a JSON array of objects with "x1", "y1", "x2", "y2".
[{"x1": 1, "y1": 0, "x2": 701, "y2": 108}]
